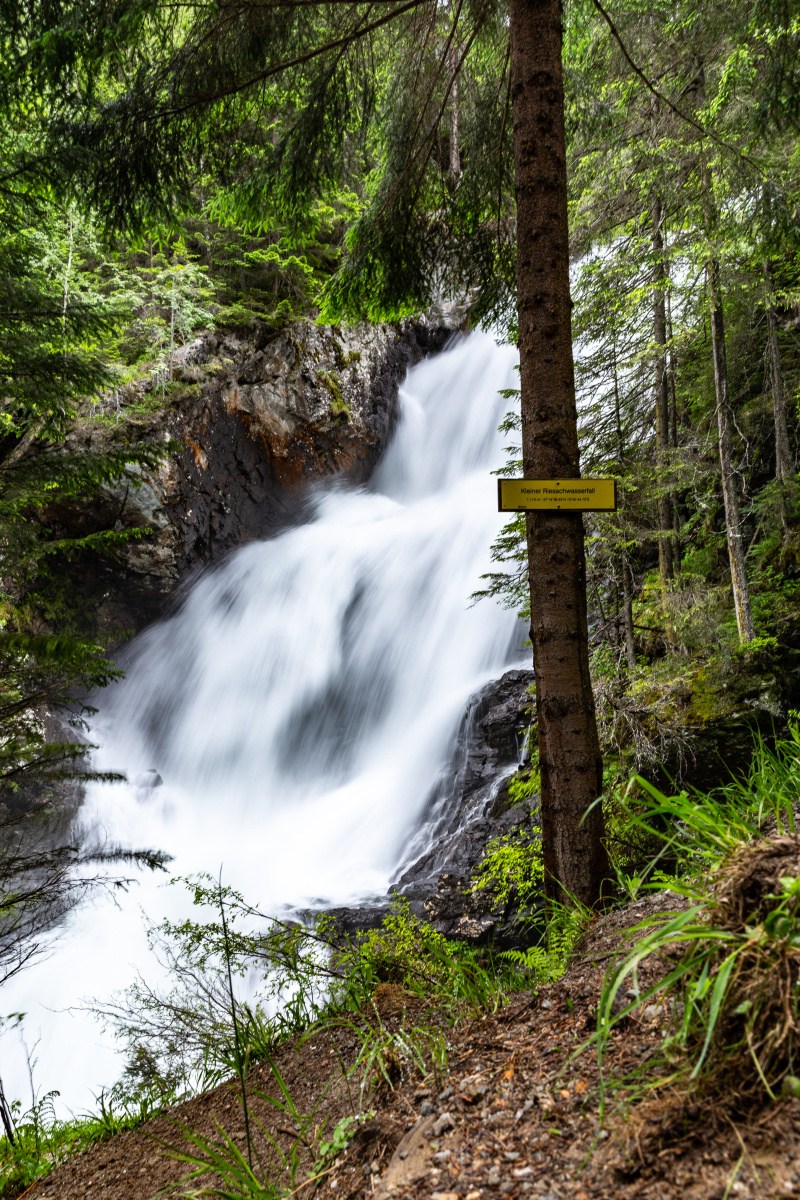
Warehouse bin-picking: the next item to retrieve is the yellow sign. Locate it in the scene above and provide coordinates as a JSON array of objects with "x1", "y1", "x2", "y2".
[{"x1": 498, "y1": 478, "x2": 617, "y2": 512}]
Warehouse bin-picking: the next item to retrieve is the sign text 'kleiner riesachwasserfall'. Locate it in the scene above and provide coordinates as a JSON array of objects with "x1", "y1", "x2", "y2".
[{"x1": 497, "y1": 478, "x2": 617, "y2": 512}]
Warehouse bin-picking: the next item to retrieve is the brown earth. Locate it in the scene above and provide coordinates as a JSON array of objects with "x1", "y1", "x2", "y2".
[{"x1": 22, "y1": 894, "x2": 800, "y2": 1200}]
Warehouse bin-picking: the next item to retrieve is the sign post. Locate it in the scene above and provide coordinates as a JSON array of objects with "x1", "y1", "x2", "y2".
[{"x1": 498, "y1": 478, "x2": 616, "y2": 512}]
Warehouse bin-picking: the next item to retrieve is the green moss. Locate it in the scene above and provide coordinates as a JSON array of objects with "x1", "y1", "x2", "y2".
[{"x1": 316, "y1": 368, "x2": 350, "y2": 418}]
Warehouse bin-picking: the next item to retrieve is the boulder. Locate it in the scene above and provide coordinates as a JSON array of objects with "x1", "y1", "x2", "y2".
[{"x1": 329, "y1": 669, "x2": 537, "y2": 944}]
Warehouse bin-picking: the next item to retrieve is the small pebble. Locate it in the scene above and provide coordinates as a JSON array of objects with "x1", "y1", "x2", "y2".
[
  {"x1": 460, "y1": 1073, "x2": 489, "y2": 1101},
  {"x1": 487, "y1": 1167, "x2": 502, "y2": 1186},
  {"x1": 432, "y1": 1112, "x2": 455, "y2": 1137},
  {"x1": 439, "y1": 1087, "x2": 455, "y2": 1101},
  {"x1": 504, "y1": 1151, "x2": 521, "y2": 1161},
  {"x1": 432, "y1": 1150, "x2": 452, "y2": 1164},
  {"x1": 420, "y1": 1100, "x2": 435, "y2": 1116},
  {"x1": 540, "y1": 999, "x2": 553, "y2": 1010},
  {"x1": 513, "y1": 1167, "x2": 534, "y2": 1179}
]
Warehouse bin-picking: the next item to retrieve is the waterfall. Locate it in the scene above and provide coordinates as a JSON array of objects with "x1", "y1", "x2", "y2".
[{"x1": 0, "y1": 332, "x2": 523, "y2": 1114}]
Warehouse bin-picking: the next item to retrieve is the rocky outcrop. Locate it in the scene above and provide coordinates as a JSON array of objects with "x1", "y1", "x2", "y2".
[
  {"x1": 329, "y1": 669, "x2": 536, "y2": 944},
  {"x1": 51, "y1": 318, "x2": 450, "y2": 637}
]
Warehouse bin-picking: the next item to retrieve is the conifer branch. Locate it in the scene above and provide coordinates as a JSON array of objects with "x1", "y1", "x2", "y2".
[
  {"x1": 153, "y1": 0, "x2": 431, "y2": 119},
  {"x1": 589, "y1": 0, "x2": 764, "y2": 176}
]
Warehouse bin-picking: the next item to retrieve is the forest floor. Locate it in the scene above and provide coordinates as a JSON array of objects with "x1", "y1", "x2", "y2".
[{"x1": 22, "y1": 890, "x2": 800, "y2": 1200}]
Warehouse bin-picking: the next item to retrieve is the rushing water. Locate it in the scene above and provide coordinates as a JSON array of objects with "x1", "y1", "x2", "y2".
[{"x1": 1, "y1": 332, "x2": 524, "y2": 1114}]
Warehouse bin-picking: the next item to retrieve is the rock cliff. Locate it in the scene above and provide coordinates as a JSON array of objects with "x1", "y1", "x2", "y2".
[{"x1": 51, "y1": 318, "x2": 450, "y2": 637}]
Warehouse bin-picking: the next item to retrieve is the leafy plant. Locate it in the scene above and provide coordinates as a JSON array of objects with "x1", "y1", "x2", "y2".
[
  {"x1": 344, "y1": 1010, "x2": 448, "y2": 1105},
  {"x1": 593, "y1": 726, "x2": 800, "y2": 1111},
  {"x1": 334, "y1": 896, "x2": 517, "y2": 1018},
  {"x1": 0, "y1": 1084, "x2": 170, "y2": 1196},
  {"x1": 597, "y1": 850, "x2": 800, "y2": 1109},
  {"x1": 163, "y1": 1046, "x2": 356, "y2": 1199},
  {"x1": 472, "y1": 824, "x2": 543, "y2": 912},
  {"x1": 312, "y1": 1111, "x2": 374, "y2": 1176},
  {"x1": 165, "y1": 1119, "x2": 291, "y2": 1200},
  {"x1": 501, "y1": 898, "x2": 591, "y2": 984}
]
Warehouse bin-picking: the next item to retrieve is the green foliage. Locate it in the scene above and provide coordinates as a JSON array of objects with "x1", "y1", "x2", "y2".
[
  {"x1": 0, "y1": 1084, "x2": 169, "y2": 1196},
  {"x1": 472, "y1": 825, "x2": 543, "y2": 911},
  {"x1": 341, "y1": 897, "x2": 451, "y2": 991},
  {"x1": 611, "y1": 730, "x2": 799, "y2": 890},
  {"x1": 501, "y1": 900, "x2": 591, "y2": 985},
  {"x1": 313, "y1": 1111, "x2": 374, "y2": 1176},
  {"x1": 163, "y1": 1059, "x2": 373, "y2": 1200},
  {"x1": 98, "y1": 883, "x2": 520, "y2": 1109},
  {"x1": 593, "y1": 725, "x2": 800, "y2": 1110},
  {"x1": 335, "y1": 896, "x2": 519, "y2": 1018},
  {"x1": 345, "y1": 1013, "x2": 448, "y2": 1105},
  {"x1": 165, "y1": 1111, "x2": 301, "y2": 1200}
]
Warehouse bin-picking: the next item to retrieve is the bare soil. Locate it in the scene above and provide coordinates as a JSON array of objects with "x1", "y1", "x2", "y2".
[{"x1": 23, "y1": 893, "x2": 800, "y2": 1200}]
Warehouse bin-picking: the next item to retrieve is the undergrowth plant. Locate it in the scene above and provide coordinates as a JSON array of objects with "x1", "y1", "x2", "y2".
[
  {"x1": 472, "y1": 824, "x2": 543, "y2": 914},
  {"x1": 97, "y1": 883, "x2": 521, "y2": 1109},
  {"x1": 0, "y1": 1084, "x2": 170, "y2": 1197},
  {"x1": 346, "y1": 1012, "x2": 448, "y2": 1105},
  {"x1": 501, "y1": 898, "x2": 591, "y2": 984},
  {"x1": 593, "y1": 721, "x2": 800, "y2": 1112},
  {"x1": 164, "y1": 1047, "x2": 337, "y2": 1199}
]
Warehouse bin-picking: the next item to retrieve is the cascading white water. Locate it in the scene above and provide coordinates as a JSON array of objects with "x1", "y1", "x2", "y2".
[{"x1": 1, "y1": 332, "x2": 524, "y2": 1114}]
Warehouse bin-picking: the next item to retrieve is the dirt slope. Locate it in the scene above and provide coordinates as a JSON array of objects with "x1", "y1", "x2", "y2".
[{"x1": 25, "y1": 896, "x2": 800, "y2": 1200}]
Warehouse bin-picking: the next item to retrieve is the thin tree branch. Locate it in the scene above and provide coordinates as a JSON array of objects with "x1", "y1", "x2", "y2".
[
  {"x1": 153, "y1": 0, "x2": 430, "y2": 120},
  {"x1": 589, "y1": 0, "x2": 764, "y2": 176}
]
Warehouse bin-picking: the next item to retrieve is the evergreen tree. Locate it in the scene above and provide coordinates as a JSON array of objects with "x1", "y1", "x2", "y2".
[
  {"x1": 0, "y1": 59, "x2": 165, "y2": 797},
  {"x1": 15, "y1": 0, "x2": 608, "y2": 901}
]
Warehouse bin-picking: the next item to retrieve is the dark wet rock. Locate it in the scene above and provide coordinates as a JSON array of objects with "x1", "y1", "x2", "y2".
[
  {"x1": 330, "y1": 669, "x2": 536, "y2": 945},
  {"x1": 395, "y1": 669, "x2": 534, "y2": 891},
  {"x1": 48, "y1": 318, "x2": 450, "y2": 639}
]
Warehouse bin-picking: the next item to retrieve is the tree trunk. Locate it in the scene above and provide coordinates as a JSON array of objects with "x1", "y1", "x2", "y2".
[
  {"x1": 665, "y1": 278, "x2": 682, "y2": 570},
  {"x1": 652, "y1": 195, "x2": 675, "y2": 590},
  {"x1": 621, "y1": 559, "x2": 636, "y2": 671},
  {"x1": 694, "y1": 62, "x2": 753, "y2": 644},
  {"x1": 448, "y1": 42, "x2": 461, "y2": 181},
  {"x1": 508, "y1": 0, "x2": 608, "y2": 905},
  {"x1": 764, "y1": 259, "x2": 793, "y2": 487},
  {"x1": 707, "y1": 253, "x2": 755, "y2": 643},
  {"x1": 612, "y1": 340, "x2": 635, "y2": 669}
]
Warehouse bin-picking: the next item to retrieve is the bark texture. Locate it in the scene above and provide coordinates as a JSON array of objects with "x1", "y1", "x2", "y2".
[
  {"x1": 695, "y1": 64, "x2": 753, "y2": 644},
  {"x1": 707, "y1": 254, "x2": 755, "y2": 643},
  {"x1": 652, "y1": 195, "x2": 675, "y2": 590},
  {"x1": 508, "y1": 0, "x2": 608, "y2": 904},
  {"x1": 764, "y1": 259, "x2": 793, "y2": 488}
]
